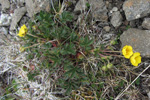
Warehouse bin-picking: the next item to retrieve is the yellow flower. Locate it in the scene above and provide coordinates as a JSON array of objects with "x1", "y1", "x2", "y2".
[
  {"x1": 130, "y1": 52, "x2": 141, "y2": 67},
  {"x1": 17, "y1": 24, "x2": 28, "y2": 37},
  {"x1": 122, "y1": 45, "x2": 133, "y2": 59}
]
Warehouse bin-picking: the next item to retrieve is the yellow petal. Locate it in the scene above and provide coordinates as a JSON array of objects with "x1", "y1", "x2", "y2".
[
  {"x1": 19, "y1": 29, "x2": 25, "y2": 34},
  {"x1": 130, "y1": 52, "x2": 141, "y2": 67},
  {"x1": 18, "y1": 24, "x2": 28, "y2": 37},
  {"x1": 17, "y1": 33, "x2": 24, "y2": 37},
  {"x1": 133, "y1": 52, "x2": 140, "y2": 56},
  {"x1": 135, "y1": 56, "x2": 141, "y2": 64},
  {"x1": 122, "y1": 45, "x2": 133, "y2": 59}
]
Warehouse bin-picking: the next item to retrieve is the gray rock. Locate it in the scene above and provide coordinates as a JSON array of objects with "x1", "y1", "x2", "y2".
[
  {"x1": 0, "y1": 27, "x2": 8, "y2": 35},
  {"x1": 111, "y1": 11, "x2": 122, "y2": 27},
  {"x1": 0, "y1": 14, "x2": 11, "y2": 26},
  {"x1": 74, "y1": 0, "x2": 87, "y2": 11},
  {"x1": 142, "y1": 18, "x2": 150, "y2": 29},
  {"x1": 25, "y1": 0, "x2": 51, "y2": 18},
  {"x1": 103, "y1": 26, "x2": 111, "y2": 32},
  {"x1": 88, "y1": 0, "x2": 108, "y2": 22},
  {"x1": 0, "y1": 0, "x2": 10, "y2": 10},
  {"x1": 123, "y1": 0, "x2": 150, "y2": 21},
  {"x1": 10, "y1": 7, "x2": 27, "y2": 30},
  {"x1": 120, "y1": 28, "x2": 150, "y2": 57}
]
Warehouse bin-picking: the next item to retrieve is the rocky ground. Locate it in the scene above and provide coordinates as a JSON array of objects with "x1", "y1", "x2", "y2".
[{"x1": 0, "y1": 0, "x2": 150, "y2": 100}]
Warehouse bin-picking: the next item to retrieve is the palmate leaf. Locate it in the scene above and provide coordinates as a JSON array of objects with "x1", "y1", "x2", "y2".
[
  {"x1": 58, "y1": 27, "x2": 69, "y2": 39},
  {"x1": 59, "y1": 11, "x2": 73, "y2": 23},
  {"x1": 79, "y1": 36, "x2": 94, "y2": 51},
  {"x1": 36, "y1": 11, "x2": 44, "y2": 21},
  {"x1": 64, "y1": 66, "x2": 84, "y2": 79},
  {"x1": 63, "y1": 80, "x2": 79, "y2": 95},
  {"x1": 36, "y1": 11, "x2": 54, "y2": 23},
  {"x1": 61, "y1": 43, "x2": 76, "y2": 55},
  {"x1": 50, "y1": 55, "x2": 61, "y2": 67},
  {"x1": 65, "y1": 82, "x2": 72, "y2": 95},
  {"x1": 70, "y1": 31, "x2": 78, "y2": 42},
  {"x1": 80, "y1": 36, "x2": 94, "y2": 46},
  {"x1": 64, "y1": 66, "x2": 77, "y2": 79}
]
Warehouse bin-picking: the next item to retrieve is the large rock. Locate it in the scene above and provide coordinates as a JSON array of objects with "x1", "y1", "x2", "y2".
[
  {"x1": 123, "y1": 0, "x2": 150, "y2": 21},
  {"x1": 111, "y1": 11, "x2": 122, "y2": 27},
  {"x1": 25, "y1": 0, "x2": 51, "y2": 18},
  {"x1": 88, "y1": 0, "x2": 108, "y2": 21},
  {"x1": 120, "y1": 28, "x2": 150, "y2": 57},
  {"x1": 0, "y1": 0, "x2": 10, "y2": 10},
  {"x1": 10, "y1": 7, "x2": 27, "y2": 30}
]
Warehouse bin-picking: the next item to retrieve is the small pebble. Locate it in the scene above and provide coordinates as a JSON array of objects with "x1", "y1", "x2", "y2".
[
  {"x1": 110, "y1": 7, "x2": 118, "y2": 13},
  {"x1": 103, "y1": 26, "x2": 111, "y2": 32}
]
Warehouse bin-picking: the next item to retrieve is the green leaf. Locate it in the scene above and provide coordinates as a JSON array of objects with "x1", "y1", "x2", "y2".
[
  {"x1": 60, "y1": 11, "x2": 73, "y2": 23},
  {"x1": 43, "y1": 42, "x2": 52, "y2": 49},
  {"x1": 65, "y1": 84, "x2": 72, "y2": 95},
  {"x1": 119, "y1": 80, "x2": 125, "y2": 87},
  {"x1": 79, "y1": 36, "x2": 94, "y2": 51},
  {"x1": 64, "y1": 66, "x2": 78, "y2": 78},
  {"x1": 135, "y1": 77, "x2": 140, "y2": 85},
  {"x1": 70, "y1": 32, "x2": 78, "y2": 42},
  {"x1": 61, "y1": 43, "x2": 76, "y2": 55},
  {"x1": 50, "y1": 55, "x2": 61, "y2": 67},
  {"x1": 27, "y1": 71, "x2": 39, "y2": 81}
]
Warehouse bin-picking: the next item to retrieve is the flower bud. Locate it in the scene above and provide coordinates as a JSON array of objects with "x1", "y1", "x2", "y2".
[
  {"x1": 102, "y1": 66, "x2": 108, "y2": 71},
  {"x1": 19, "y1": 47, "x2": 25, "y2": 52},
  {"x1": 107, "y1": 63, "x2": 113, "y2": 69}
]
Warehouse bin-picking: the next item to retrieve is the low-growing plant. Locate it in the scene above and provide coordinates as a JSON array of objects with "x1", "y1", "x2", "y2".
[{"x1": 17, "y1": 3, "x2": 142, "y2": 99}]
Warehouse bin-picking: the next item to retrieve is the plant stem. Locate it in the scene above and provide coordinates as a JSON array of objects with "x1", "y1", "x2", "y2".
[
  {"x1": 103, "y1": 53, "x2": 124, "y2": 58},
  {"x1": 24, "y1": 43, "x2": 41, "y2": 49},
  {"x1": 27, "y1": 33, "x2": 46, "y2": 41},
  {"x1": 24, "y1": 39, "x2": 57, "y2": 50},
  {"x1": 101, "y1": 50, "x2": 121, "y2": 53}
]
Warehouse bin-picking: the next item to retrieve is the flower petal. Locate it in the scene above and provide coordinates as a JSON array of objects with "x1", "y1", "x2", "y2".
[
  {"x1": 122, "y1": 45, "x2": 133, "y2": 59},
  {"x1": 130, "y1": 52, "x2": 141, "y2": 67},
  {"x1": 135, "y1": 56, "x2": 141, "y2": 64},
  {"x1": 18, "y1": 24, "x2": 28, "y2": 37}
]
